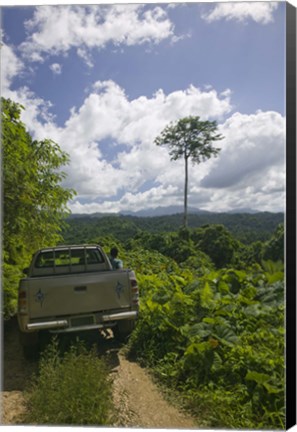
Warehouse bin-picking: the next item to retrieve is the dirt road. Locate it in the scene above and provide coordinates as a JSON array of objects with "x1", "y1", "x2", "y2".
[{"x1": 1, "y1": 318, "x2": 197, "y2": 428}]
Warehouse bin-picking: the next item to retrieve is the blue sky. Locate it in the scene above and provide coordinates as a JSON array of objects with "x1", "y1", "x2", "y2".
[{"x1": 1, "y1": 1, "x2": 287, "y2": 214}]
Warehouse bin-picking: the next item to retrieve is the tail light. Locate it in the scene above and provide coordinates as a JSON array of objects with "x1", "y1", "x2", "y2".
[
  {"x1": 129, "y1": 273, "x2": 139, "y2": 307},
  {"x1": 18, "y1": 290, "x2": 28, "y2": 314}
]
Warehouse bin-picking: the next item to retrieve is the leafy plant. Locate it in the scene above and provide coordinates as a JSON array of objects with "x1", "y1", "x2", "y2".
[
  {"x1": 24, "y1": 338, "x2": 114, "y2": 426},
  {"x1": 2, "y1": 97, "x2": 75, "y2": 318},
  {"x1": 126, "y1": 249, "x2": 285, "y2": 430}
]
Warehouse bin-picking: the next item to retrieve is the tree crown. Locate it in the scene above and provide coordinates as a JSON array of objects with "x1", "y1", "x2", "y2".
[{"x1": 155, "y1": 116, "x2": 223, "y2": 163}]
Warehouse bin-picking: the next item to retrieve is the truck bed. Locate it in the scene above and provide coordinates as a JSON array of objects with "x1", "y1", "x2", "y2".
[{"x1": 22, "y1": 269, "x2": 132, "y2": 319}]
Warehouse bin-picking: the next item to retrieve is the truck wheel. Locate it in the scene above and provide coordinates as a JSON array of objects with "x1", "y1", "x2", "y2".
[
  {"x1": 22, "y1": 344, "x2": 39, "y2": 360},
  {"x1": 19, "y1": 331, "x2": 39, "y2": 360},
  {"x1": 113, "y1": 320, "x2": 135, "y2": 342}
]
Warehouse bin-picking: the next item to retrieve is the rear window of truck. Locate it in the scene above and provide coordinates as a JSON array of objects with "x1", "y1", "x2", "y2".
[{"x1": 35, "y1": 248, "x2": 105, "y2": 268}]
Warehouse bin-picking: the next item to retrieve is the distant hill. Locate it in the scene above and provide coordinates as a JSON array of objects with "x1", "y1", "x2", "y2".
[
  {"x1": 64, "y1": 210, "x2": 284, "y2": 245},
  {"x1": 121, "y1": 205, "x2": 211, "y2": 217},
  {"x1": 69, "y1": 205, "x2": 261, "y2": 219},
  {"x1": 226, "y1": 208, "x2": 260, "y2": 214}
]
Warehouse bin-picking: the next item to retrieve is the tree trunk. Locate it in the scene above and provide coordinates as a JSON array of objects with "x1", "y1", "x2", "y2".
[{"x1": 183, "y1": 155, "x2": 188, "y2": 228}]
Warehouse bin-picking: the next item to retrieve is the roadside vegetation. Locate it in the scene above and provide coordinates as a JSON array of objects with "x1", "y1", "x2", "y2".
[
  {"x1": 77, "y1": 224, "x2": 284, "y2": 430},
  {"x1": 2, "y1": 97, "x2": 75, "y2": 319},
  {"x1": 23, "y1": 338, "x2": 114, "y2": 426},
  {"x1": 126, "y1": 251, "x2": 284, "y2": 429}
]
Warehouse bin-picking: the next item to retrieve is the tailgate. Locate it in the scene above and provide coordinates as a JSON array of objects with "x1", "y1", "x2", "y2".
[{"x1": 27, "y1": 271, "x2": 131, "y2": 319}]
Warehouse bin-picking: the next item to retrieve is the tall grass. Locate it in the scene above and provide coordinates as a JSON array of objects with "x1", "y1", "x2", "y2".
[{"x1": 24, "y1": 337, "x2": 114, "y2": 426}]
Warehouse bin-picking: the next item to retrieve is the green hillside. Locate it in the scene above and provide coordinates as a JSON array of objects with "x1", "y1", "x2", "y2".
[{"x1": 63, "y1": 212, "x2": 284, "y2": 245}]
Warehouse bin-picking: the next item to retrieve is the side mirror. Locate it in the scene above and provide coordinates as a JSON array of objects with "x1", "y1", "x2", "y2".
[{"x1": 23, "y1": 268, "x2": 29, "y2": 275}]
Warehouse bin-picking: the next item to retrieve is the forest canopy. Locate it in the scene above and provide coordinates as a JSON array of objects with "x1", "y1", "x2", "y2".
[{"x1": 2, "y1": 97, "x2": 75, "y2": 317}]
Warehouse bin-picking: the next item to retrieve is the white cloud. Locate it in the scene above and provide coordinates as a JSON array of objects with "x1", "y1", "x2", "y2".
[
  {"x1": 1, "y1": 42, "x2": 57, "y2": 126},
  {"x1": 195, "y1": 110, "x2": 285, "y2": 212},
  {"x1": 0, "y1": 43, "x2": 24, "y2": 93},
  {"x1": 200, "y1": 176, "x2": 285, "y2": 213},
  {"x1": 1, "y1": 50, "x2": 284, "y2": 215},
  {"x1": 202, "y1": 2, "x2": 278, "y2": 24},
  {"x1": 20, "y1": 4, "x2": 175, "y2": 65},
  {"x1": 68, "y1": 184, "x2": 181, "y2": 214},
  {"x1": 201, "y1": 110, "x2": 285, "y2": 189},
  {"x1": 50, "y1": 63, "x2": 62, "y2": 75},
  {"x1": 3, "y1": 77, "x2": 231, "y2": 204},
  {"x1": 3, "y1": 83, "x2": 56, "y2": 131},
  {"x1": 66, "y1": 105, "x2": 285, "y2": 214},
  {"x1": 57, "y1": 80, "x2": 232, "y2": 197}
]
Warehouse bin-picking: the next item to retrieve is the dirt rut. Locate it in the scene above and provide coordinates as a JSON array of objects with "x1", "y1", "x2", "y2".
[{"x1": 1, "y1": 318, "x2": 197, "y2": 428}]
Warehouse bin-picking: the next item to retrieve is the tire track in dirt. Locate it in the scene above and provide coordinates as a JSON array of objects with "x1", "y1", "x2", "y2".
[
  {"x1": 1, "y1": 316, "x2": 37, "y2": 424},
  {"x1": 112, "y1": 353, "x2": 197, "y2": 428},
  {"x1": 1, "y1": 318, "x2": 197, "y2": 429}
]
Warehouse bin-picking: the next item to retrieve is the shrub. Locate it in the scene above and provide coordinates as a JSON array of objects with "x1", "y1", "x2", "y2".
[
  {"x1": 128, "y1": 263, "x2": 285, "y2": 430},
  {"x1": 2, "y1": 262, "x2": 22, "y2": 318},
  {"x1": 191, "y1": 224, "x2": 239, "y2": 268},
  {"x1": 24, "y1": 338, "x2": 113, "y2": 426},
  {"x1": 262, "y1": 224, "x2": 284, "y2": 262}
]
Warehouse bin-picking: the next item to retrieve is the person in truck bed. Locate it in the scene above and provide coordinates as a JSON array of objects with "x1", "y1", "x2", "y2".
[{"x1": 109, "y1": 247, "x2": 123, "y2": 270}]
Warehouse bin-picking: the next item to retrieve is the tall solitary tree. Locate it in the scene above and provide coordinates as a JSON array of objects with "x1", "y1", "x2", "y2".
[{"x1": 155, "y1": 116, "x2": 223, "y2": 228}]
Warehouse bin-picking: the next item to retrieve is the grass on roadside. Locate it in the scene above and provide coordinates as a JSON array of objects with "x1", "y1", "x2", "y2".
[{"x1": 24, "y1": 337, "x2": 114, "y2": 426}]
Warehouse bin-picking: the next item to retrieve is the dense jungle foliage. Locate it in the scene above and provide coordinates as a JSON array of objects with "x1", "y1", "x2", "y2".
[
  {"x1": 64, "y1": 211, "x2": 283, "y2": 245},
  {"x1": 2, "y1": 98, "x2": 75, "y2": 318},
  {"x1": 64, "y1": 222, "x2": 285, "y2": 430}
]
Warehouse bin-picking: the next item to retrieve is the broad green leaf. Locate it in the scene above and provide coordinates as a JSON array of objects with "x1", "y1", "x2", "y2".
[
  {"x1": 245, "y1": 371, "x2": 270, "y2": 384},
  {"x1": 201, "y1": 281, "x2": 214, "y2": 308}
]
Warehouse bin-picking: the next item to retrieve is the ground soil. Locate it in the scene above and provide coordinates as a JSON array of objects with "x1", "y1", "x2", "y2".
[{"x1": 1, "y1": 317, "x2": 197, "y2": 429}]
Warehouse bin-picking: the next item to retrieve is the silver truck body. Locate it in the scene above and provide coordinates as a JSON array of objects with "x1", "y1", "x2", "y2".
[{"x1": 17, "y1": 245, "x2": 139, "y2": 337}]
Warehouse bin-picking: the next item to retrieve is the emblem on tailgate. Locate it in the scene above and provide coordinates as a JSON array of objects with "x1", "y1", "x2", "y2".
[
  {"x1": 35, "y1": 289, "x2": 46, "y2": 307},
  {"x1": 115, "y1": 281, "x2": 124, "y2": 299}
]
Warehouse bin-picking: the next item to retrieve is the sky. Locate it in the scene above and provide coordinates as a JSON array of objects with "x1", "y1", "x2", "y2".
[{"x1": 1, "y1": 1, "x2": 288, "y2": 214}]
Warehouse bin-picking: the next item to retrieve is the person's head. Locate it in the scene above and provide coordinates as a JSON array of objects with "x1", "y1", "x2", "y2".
[{"x1": 110, "y1": 247, "x2": 118, "y2": 258}]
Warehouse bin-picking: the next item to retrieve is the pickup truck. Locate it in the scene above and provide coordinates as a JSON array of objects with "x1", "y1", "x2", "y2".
[{"x1": 17, "y1": 244, "x2": 139, "y2": 357}]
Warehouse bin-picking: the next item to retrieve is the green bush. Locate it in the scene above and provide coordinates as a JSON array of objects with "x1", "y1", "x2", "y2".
[
  {"x1": 2, "y1": 262, "x2": 23, "y2": 318},
  {"x1": 262, "y1": 224, "x2": 284, "y2": 262},
  {"x1": 191, "y1": 224, "x2": 240, "y2": 268},
  {"x1": 24, "y1": 338, "x2": 113, "y2": 426},
  {"x1": 128, "y1": 261, "x2": 285, "y2": 430}
]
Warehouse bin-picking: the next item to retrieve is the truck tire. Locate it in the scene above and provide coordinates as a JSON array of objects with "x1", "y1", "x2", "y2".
[
  {"x1": 113, "y1": 320, "x2": 135, "y2": 342},
  {"x1": 22, "y1": 344, "x2": 39, "y2": 360},
  {"x1": 19, "y1": 331, "x2": 39, "y2": 360}
]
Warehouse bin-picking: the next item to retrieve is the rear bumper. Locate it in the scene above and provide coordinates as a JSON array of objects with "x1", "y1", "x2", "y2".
[
  {"x1": 101, "y1": 311, "x2": 138, "y2": 322},
  {"x1": 23, "y1": 310, "x2": 138, "y2": 333},
  {"x1": 27, "y1": 320, "x2": 68, "y2": 331}
]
